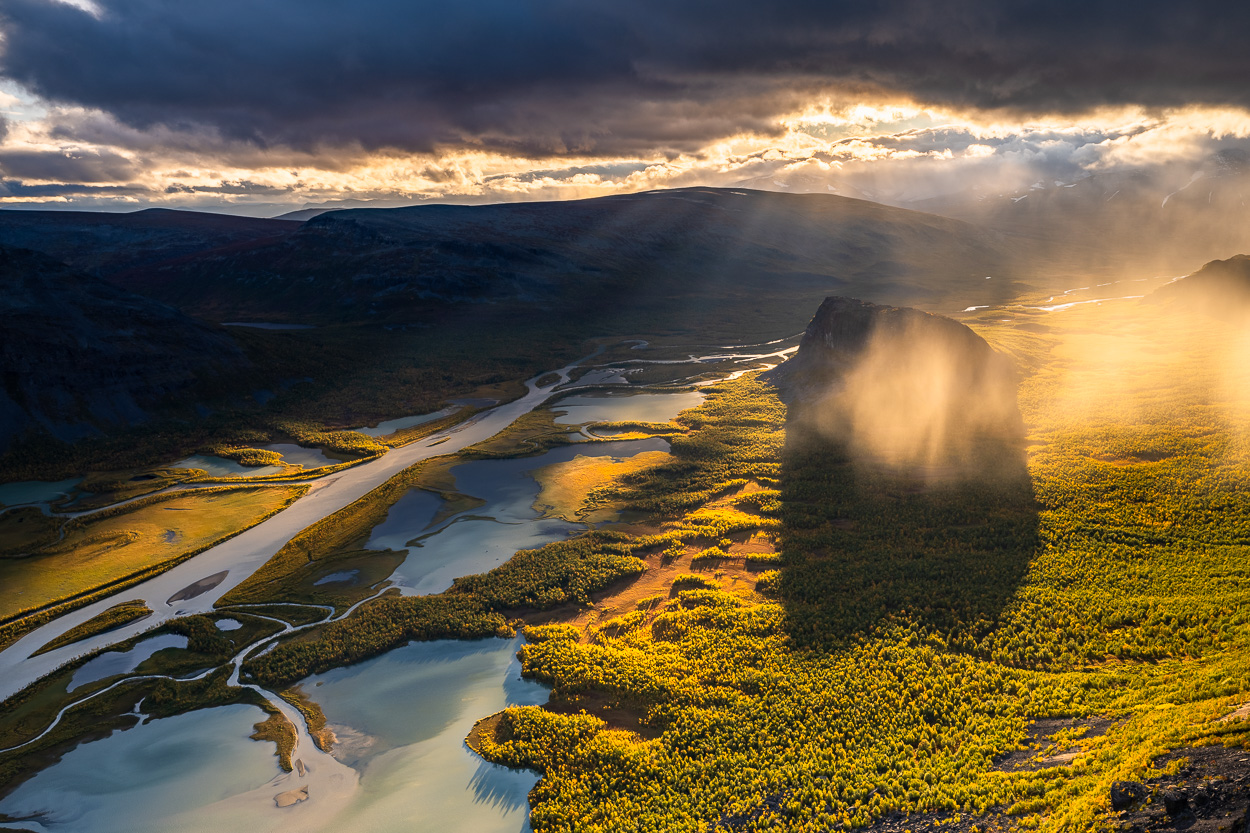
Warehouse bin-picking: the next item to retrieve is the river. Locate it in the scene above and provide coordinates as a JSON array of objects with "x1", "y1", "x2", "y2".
[{"x1": 0, "y1": 385, "x2": 707, "y2": 833}]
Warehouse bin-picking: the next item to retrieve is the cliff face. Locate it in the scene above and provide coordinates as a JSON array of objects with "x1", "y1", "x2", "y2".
[
  {"x1": 768, "y1": 296, "x2": 1022, "y2": 474},
  {"x1": 0, "y1": 246, "x2": 247, "y2": 450}
]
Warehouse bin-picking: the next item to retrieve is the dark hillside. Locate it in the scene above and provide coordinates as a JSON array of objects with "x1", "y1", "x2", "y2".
[
  {"x1": 111, "y1": 188, "x2": 1020, "y2": 327},
  {"x1": 0, "y1": 246, "x2": 247, "y2": 452},
  {"x1": 0, "y1": 208, "x2": 298, "y2": 277}
]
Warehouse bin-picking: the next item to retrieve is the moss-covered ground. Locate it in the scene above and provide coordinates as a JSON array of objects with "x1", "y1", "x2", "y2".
[
  {"x1": 468, "y1": 302, "x2": 1250, "y2": 833},
  {"x1": 0, "y1": 485, "x2": 305, "y2": 648}
]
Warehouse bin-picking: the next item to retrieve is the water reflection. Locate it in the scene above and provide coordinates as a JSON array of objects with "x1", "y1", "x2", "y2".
[
  {"x1": 0, "y1": 705, "x2": 277, "y2": 833},
  {"x1": 0, "y1": 478, "x2": 82, "y2": 508},
  {"x1": 551, "y1": 391, "x2": 704, "y2": 426},
  {"x1": 353, "y1": 407, "x2": 459, "y2": 438},
  {"x1": 305, "y1": 636, "x2": 548, "y2": 833},
  {"x1": 387, "y1": 438, "x2": 669, "y2": 595},
  {"x1": 68, "y1": 635, "x2": 188, "y2": 692},
  {"x1": 260, "y1": 444, "x2": 336, "y2": 469},
  {"x1": 169, "y1": 455, "x2": 284, "y2": 478},
  {"x1": 0, "y1": 389, "x2": 700, "y2": 833}
]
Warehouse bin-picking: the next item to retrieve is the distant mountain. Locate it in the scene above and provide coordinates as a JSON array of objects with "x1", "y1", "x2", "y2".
[
  {"x1": 0, "y1": 246, "x2": 248, "y2": 450},
  {"x1": 109, "y1": 187, "x2": 1018, "y2": 325},
  {"x1": 0, "y1": 208, "x2": 298, "y2": 277},
  {"x1": 273, "y1": 207, "x2": 335, "y2": 222},
  {"x1": 274, "y1": 198, "x2": 420, "y2": 221},
  {"x1": 729, "y1": 172, "x2": 875, "y2": 201},
  {"x1": 1146, "y1": 253, "x2": 1250, "y2": 319},
  {"x1": 911, "y1": 155, "x2": 1250, "y2": 276}
]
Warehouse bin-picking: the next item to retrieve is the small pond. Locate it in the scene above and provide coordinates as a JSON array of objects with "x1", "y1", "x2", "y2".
[
  {"x1": 551, "y1": 390, "x2": 704, "y2": 426},
  {"x1": 69, "y1": 634, "x2": 190, "y2": 692}
]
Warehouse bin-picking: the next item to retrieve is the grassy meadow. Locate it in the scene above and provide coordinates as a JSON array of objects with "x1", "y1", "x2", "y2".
[
  {"x1": 532, "y1": 450, "x2": 672, "y2": 523},
  {"x1": 0, "y1": 486, "x2": 305, "y2": 630},
  {"x1": 466, "y1": 300, "x2": 1250, "y2": 832}
]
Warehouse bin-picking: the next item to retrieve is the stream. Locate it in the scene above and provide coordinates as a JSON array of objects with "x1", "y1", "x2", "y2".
[{"x1": 0, "y1": 379, "x2": 716, "y2": 833}]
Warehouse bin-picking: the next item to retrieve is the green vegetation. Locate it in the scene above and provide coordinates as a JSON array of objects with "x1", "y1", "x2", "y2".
[
  {"x1": 463, "y1": 305, "x2": 1250, "y2": 833},
  {"x1": 532, "y1": 450, "x2": 672, "y2": 523},
  {"x1": 0, "y1": 612, "x2": 288, "y2": 795},
  {"x1": 0, "y1": 509, "x2": 60, "y2": 555},
  {"x1": 218, "y1": 459, "x2": 446, "y2": 607},
  {"x1": 0, "y1": 315, "x2": 579, "y2": 485},
  {"x1": 32, "y1": 600, "x2": 153, "y2": 656},
  {"x1": 249, "y1": 710, "x2": 297, "y2": 772},
  {"x1": 278, "y1": 686, "x2": 335, "y2": 752},
  {"x1": 8, "y1": 294, "x2": 1250, "y2": 833},
  {"x1": 70, "y1": 467, "x2": 200, "y2": 511},
  {"x1": 221, "y1": 401, "x2": 665, "y2": 612},
  {"x1": 244, "y1": 530, "x2": 652, "y2": 687},
  {"x1": 205, "y1": 445, "x2": 286, "y2": 468},
  {"x1": 245, "y1": 595, "x2": 509, "y2": 686},
  {"x1": 0, "y1": 485, "x2": 305, "y2": 650}
]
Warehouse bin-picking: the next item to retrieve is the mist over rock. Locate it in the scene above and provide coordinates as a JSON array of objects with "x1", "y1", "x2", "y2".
[
  {"x1": 0, "y1": 245, "x2": 248, "y2": 451},
  {"x1": 769, "y1": 296, "x2": 1022, "y2": 475},
  {"x1": 1147, "y1": 254, "x2": 1250, "y2": 320}
]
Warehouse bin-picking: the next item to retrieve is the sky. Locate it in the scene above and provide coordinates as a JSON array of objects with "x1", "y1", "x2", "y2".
[{"x1": 1, "y1": 0, "x2": 1248, "y2": 216}]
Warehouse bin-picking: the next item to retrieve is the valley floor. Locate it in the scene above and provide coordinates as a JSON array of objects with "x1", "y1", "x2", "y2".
[{"x1": 2, "y1": 295, "x2": 1250, "y2": 833}]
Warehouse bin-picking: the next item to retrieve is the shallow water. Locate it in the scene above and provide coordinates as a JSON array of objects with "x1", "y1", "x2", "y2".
[
  {"x1": 551, "y1": 390, "x2": 704, "y2": 426},
  {"x1": 313, "y1": 570, "x2": 360, "y2": 586},
  {"x1": 353, "y1": 407, "x2": 459, "y2": 437},
  {"x1": 68, "y1": 635, "x2": 189, "y2": 692},
  {"x1": 0, "y1": 705, "x2": 279, "y2": 833},
  {"x1": 169, "y1": 455, "x2": 285, "y2": 478},
  {"x1": 0, "y1": 388, "x2": 699, "y2": 833},
  {"x1": 302, "y1": 636, "x2": 549, "y2": 833},
  {"x1": 0, "y1": 478, "x2": 82, "y2": 508},
  {"x1": 385, "y1": 438, "x2": 669, "y2": 596},
  {"x1": 261, "y1": 443, "x2": 337, "y2": 469}
]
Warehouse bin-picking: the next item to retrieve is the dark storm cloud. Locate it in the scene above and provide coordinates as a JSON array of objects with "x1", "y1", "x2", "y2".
[
  {"x1": 0, "y1": 148, "x2": 136, "y2": 182},
  {"x1": 0, "y1": 179, "x2": 145, "y2": 197},
  {"x1": 1, "y1": 0, "x2": 1246, "y2": 157}
]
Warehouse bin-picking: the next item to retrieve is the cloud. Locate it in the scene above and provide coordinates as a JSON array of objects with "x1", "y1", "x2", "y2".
[
  {"x1": 0, "y1": 179, "x2": 144, "y2": 197},
  {"x1": 0, "y1": 147, "x2": 135, "y2": 182},
  {"x1": 164, "y1": 179, "x2": 291, "y2": 195},
  {"x1": 2, "y1": 0, "x2": 1247, "y2": 161}
]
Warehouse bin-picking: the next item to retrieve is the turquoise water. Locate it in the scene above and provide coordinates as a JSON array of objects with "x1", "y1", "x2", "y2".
[
  {"x1": 0, "y1": 389, "x2": 700, "y2": 833},
  {"x1": 353, "y1": 407, "x2": 459, "y2": 438},
  {"x1": 0, "y1": 705, "x2": 277, "y2": 833},
  {"x1": 385, "y1": 438, "x2": 668, "y2": 596},
  {"x1": 169, "y1": 455, "x2": 285, "y2": 478},
  {"x1": 302, "y1": 636, "x2": 549, "y2": 832},
  {"x1": 0, "y1": 478, "x2": 82, "y2": 508},
  {"x1": 69, "y1": 635, "x2": 190, "y2": 692}
]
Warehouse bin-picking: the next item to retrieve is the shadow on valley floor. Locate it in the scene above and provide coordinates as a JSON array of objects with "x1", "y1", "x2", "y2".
[{"x1": 776, "y1": 422, "x2": 1039, "y2": 651}]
